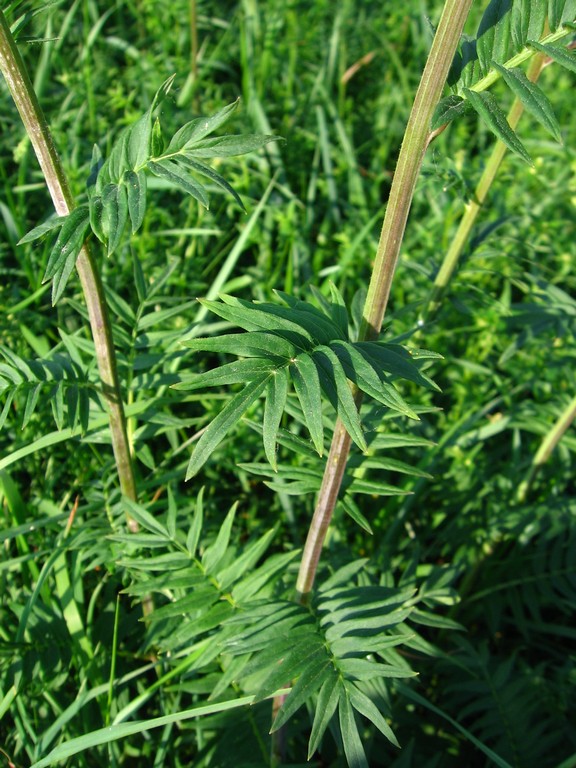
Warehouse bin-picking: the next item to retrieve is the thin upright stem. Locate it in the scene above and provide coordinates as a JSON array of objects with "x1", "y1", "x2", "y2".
[
  {"x1": 517, "y1": 393, "x2": 576, "y2": 503},
  {"x1": 0, "y1": 11, "x2": 138, "y2": 520},
  {"x1": 422, "y1": 51, "x2": 549, "y2": 321},
  {"x1": 295, "y1": 0, "x2": 474, "y2": 602}
]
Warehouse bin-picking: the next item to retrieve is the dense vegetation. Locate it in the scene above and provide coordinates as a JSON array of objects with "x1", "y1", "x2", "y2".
[{"x1": 1, "y1": 1, "x2": 575, "y2": 766}]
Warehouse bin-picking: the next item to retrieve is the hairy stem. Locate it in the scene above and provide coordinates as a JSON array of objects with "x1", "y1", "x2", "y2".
[
  {"x1": 0, "y1": 11, "x2": 138, "y2": 521},
  {"x1": 295, "y1": 0, "x2": 474, "y2": 602}
]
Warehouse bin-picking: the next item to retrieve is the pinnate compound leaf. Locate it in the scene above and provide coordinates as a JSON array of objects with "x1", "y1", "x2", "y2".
[
  {"x1": 476, "y1": 0, "x2": 513, "y2": 76},
  {"x1": 463, "y1": 88, "x2": 532, "y2": 164},
  {"x1": 148, "y1": 160, "x2": 209, "y2": 208},
  {"x1": 185, "y1": 374, "x2": 271, "y2": 479},
  {"x1": 528, "y1": 40, "x2": 576, "y2": 74},
  {"x1": 492, "y1": 62, "x2": 562, "y2": 142}
]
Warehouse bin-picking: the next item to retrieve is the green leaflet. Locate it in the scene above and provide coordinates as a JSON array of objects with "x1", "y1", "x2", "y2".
[
  {"x1": 307, "y1": 674, "x2": 340, "y2": 759},
  {"x1": 463, "y1": 88, "x2": 532, "y2": 164},
  {"x1": 173, "y1": 358, "x2": 278, "y2": 391},
  {"x1": 275, "y1": 290, "x2": 348, "y2": 343},
  {"x1": 529, "y1": 40, "x2": 576, "y2": 74},
  {"x1": 339, "y1": 689, "x2": 368, "y2": 768},
  {"x1": 199, "y1": 295, "x2": 315, "y2": 345},
  {"x1": 217, "y1": 526, "x2": 278, "y2": 590},
  {"x1": 476, "y1": 0, "x2": 513, "y2": 76},
  {"x1": 148, "y1": 159, "x2": 210, "y2": 207},
  {"x1": 346, "y1": 683, "x2": 399, "y2": 748},
  {"x1": 492, "y1": 62, "x2": 562, "y2": 142},
  {"x1": 263, "y1": 368, "x2": 289, "y2": 470},
  {"x1": 431, "y1": 94, "x2": 469, "y2": 131},
  {"x1": 124, "y1": 169, "x2": 147, "y2": 233},
  {"x1": 202, "y1": 504, "x2": 237, "y2": 574},
  {"x1": 182, "y1": 330, "x2": 297, "y2": 361},
  {"x1": 331, "y1": 340, "x2": 418, "y2": 419},
  {"x1": 510, "y1": 0, "x2": 546, "y2": 50},
  {"x1": 269, "y1": 654, "x2": 333, "y2": 723},
  {"x1": 339, "y1": 496, "x2": 373, "y2": 534},
  {"x1": 184, "y1": 133, "x2": 281, "y2": 158},
  {"x1": 185, "y1": 373, "x2": 271, "y2": 479},
  {"x1": 292, "y1": 353, "x2": 324, "y2": 454},
  {"x1": 166, "y1": 99, "x2": 241, "y2": 153},
  {"x1": 313, "y1": 346, "x2": 366, "y2": 452},
  {"x1": 101, "y1": 182, "x2": 129, "y2": 256},
  {"x1": 42, "y1": 206, "x2": 90, "y2": 304},
  {"x1": 17, "y1": 214, "x2": 66, "y2": 244},
  {"x1": 176, "y1": 155, "x2": 245, "y2": 211},
  {"x1": 548, "y1": 0, "x2": 576, "y2": 30}
]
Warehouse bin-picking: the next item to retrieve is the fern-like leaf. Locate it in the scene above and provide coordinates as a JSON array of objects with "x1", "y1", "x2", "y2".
[{"x1": 176, "y1": 291, "x2": 439, "y2": 478}]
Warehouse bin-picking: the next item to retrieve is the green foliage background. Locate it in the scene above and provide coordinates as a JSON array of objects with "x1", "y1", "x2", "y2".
[{"x1": 1, "y1": 0, "x2": 575, "y2": 766}]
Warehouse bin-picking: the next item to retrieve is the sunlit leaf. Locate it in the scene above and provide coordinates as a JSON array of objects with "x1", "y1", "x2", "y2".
[
  {"x1": 124, "y1": 169, "x2": 147, "y2": 233},
  {"x1": 464, "y1": 88, "x2": 532, "y2": 164},
  {"x1": 291, "y1": 353, "x2": 324, "y2": 455},
  {"x1": 263, "y1": 368, "x2": 289, "y2": 470},
  {"x1": 148, "y1": 160, "x2": 209, "y2": 207},
  {"x1": 528, "y1": 39, "x2": 576, "y2": 74},
  {"x1": 476, "y1": 0, "x2": 513, "y2": 76},
  {"x1": 185, "y1": 373, "x2": 271, "y2": 479}
]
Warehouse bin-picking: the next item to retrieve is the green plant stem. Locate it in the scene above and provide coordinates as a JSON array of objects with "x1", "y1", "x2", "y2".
[
  {"x1": 422, "y1": 51, "x2": 549, "y2": 321},
  {"x1": 0, "y1": 11, "x2": 138, "y2": 523},
  {"x1": 295, "y1": 0, "x2": 474, "y2": 602},
  {"x1": 517, "y1": 393, "x2": 576, "y2": 503}
]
